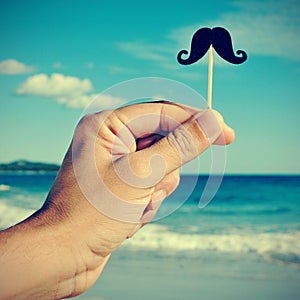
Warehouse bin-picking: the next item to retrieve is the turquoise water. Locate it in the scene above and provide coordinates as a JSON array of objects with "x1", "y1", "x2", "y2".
[{"x1": 0, "y1": 174, "x2": 300, "y2": 299}]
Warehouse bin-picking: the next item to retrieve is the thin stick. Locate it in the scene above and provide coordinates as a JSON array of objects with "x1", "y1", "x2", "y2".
[{"x1": 207, "y1": 45, "x2": 213, "y2": 109}]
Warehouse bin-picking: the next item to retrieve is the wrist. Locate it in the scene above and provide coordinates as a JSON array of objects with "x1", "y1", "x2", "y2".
[
  {"x1": 0, "y1": 211, "x2": 75, "y2": 299},
  {"x1": 38, "y1": 194, "x2": 137, "y2": 297},
  {"x1": 0, "y1": 205, "x2": 113, "y2": 300}
]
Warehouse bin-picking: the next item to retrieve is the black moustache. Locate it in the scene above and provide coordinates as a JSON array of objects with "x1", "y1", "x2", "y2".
[{"x1": 177, "y1": 27, "x2": 247, "y2": 65}]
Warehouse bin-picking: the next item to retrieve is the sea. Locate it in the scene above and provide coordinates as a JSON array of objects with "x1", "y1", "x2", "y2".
[{"x1": 0, "y1": 173, "x2": 300, "y2": 300}]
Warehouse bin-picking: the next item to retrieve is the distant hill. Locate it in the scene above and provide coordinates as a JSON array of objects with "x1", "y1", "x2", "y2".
[{"x1": 0, "y1": 160, "x2": 60, "y2": 171}]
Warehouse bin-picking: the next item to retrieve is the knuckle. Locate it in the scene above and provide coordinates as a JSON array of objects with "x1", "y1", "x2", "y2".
[
  {"x1": 76, "y1": 113, "x2": 98, "y2": 135},
  {"x1": 167, "y1": 126, "x2": 197, "y2": 164},
  {"x1": 76, "y1": 110, "x2": 113, "y2": 137}
]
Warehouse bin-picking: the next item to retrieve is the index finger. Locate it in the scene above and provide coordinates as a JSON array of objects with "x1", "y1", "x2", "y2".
[{"x1": 112, "y1": 101, "x2": 197, "y2": 139}]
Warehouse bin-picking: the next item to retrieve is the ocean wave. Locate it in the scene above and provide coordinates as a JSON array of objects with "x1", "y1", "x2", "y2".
[
  {"x1": 124, "y1": 224, "x2": 300, "y2": 265},
  {"x1": 202, "y1": 207, "x2": 291, "y2": 216},
  {"x1": 0, "y1": 184, "x2": 11, "y2": 191},
  {"x1": 178, "y1": 205, "x2": 292, "y2": 216},
  {"x1": 0, "y1": 202, "x2": 35, "y2": 229}
]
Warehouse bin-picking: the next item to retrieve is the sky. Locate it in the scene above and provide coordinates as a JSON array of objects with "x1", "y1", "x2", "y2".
[{"x1": 0, "y1": 0, "x2": 299, "y2": 174}]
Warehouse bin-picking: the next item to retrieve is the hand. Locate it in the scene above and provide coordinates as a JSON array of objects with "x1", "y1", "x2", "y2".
[{"x1": 0, "y1": 101, "x2": 234, "y2": 299}]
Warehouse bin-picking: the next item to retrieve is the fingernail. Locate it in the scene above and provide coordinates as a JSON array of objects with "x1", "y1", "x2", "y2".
[{"x1": 195, "y1": 110, "x2": 222, "y2": 144}]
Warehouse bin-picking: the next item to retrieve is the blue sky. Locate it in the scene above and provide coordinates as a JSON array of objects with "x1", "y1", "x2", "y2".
[{"x1": 0, "y1": 0, "x2": 299, "y2": 174}]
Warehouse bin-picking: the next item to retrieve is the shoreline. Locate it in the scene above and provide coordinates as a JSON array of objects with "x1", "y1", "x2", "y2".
[{"x1": 77, "y1": 248, "x2": 300, "y2": 300}]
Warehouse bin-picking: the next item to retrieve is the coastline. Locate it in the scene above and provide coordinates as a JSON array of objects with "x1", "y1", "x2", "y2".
[{"x1": 0, "y1": 172, "x2": 299, "y2": 300}]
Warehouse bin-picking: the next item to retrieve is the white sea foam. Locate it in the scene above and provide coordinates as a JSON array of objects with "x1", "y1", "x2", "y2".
[
  {"x1": 0, "y1": 184, "x2": 11, "y2": 191},
  {"x1": 124, "y1": 224, "x2": 300, "y2": 265},
  {"x1": 0, "y1": 202, "x2": 35, "y2": 229}
]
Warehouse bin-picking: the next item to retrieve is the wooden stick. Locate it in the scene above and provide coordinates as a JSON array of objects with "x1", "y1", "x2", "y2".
[{"x1": 207, "y1": 45, "x2": 213, "y2": 109}]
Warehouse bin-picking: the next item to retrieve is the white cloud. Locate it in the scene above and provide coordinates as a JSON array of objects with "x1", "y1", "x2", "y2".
[
  {"x1": 117, "y1": 40, "x2": 209, "y2": 79},
  {"x1": 117, "y1": 41, "x2": 208, "y2": 80},
  {"x1": 16, "y1": 73, "x2": 125, "y2": 110},
  {"x1": 0, "y1": 59, "x2": 35, "y2": 74},
  {"x1": 117, "y1": 41, "x2": 170, "y2": 62},
  {"x1": 167, "y1": 0, "x2": 300, "y2": 61},
  {"x1": 55, "y1": 94, "x2": 97, "y2": 109},
  {"x1": 117, "y1": 33, "x2": 232, "y2": 70},
  {"x1": 57, "y1": 93, "x2": 125, "y2": 109},
  {"x1": 118, "y1": 0, "x2": 300, "y2": 73},
  {"x1": 16, "y1": 73, "x2": 92, "y2": 97},
  {"x1": 16, "y1": 73, "x2": 92, "y2": 109},
  {"x1": 85, "y1": 94, "x2": 126, "y2": 111}
]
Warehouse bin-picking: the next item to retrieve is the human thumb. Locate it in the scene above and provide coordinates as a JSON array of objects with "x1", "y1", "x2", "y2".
[{"x1": 113, "y1": 109, "x2": 233, "y2": 189}]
